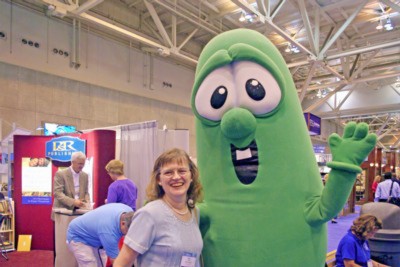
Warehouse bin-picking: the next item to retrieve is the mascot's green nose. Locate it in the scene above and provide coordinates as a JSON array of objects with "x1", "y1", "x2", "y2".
[{"x1": 221, "y1": 108, "x2": 257, "y2": 140}]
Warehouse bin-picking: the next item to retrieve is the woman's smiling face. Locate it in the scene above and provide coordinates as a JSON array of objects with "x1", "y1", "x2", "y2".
[{"x1": 158, "y1": 161, "x2": 192, "y2": 201}]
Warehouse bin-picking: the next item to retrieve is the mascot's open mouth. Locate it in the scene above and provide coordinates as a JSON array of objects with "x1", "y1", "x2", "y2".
[{"x1": 230, "y1": 140, "x2": 259, "y2": 185}]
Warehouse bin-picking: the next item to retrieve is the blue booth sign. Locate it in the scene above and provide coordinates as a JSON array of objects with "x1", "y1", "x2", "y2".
[
  {"x1": 46, "y1": 136, "x2": 86, "y2": 162},
  {"x1": 304, "y1": 112, "x2": 321, "y2": 136}
]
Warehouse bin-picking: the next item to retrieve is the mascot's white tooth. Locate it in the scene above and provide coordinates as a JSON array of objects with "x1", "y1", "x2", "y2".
[{"x1": 236, "y1": 148, "x2": 252, "y2": 160}]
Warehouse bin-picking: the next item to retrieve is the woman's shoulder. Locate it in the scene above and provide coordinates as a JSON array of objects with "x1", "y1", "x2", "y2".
[{"x1": 137, "y1": 199, "x2": 165, "y2": 213}]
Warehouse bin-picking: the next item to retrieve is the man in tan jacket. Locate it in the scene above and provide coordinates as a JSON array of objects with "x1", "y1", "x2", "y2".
[{"x1": 51, "y1": 151, "x2": 90, "y2": 220}]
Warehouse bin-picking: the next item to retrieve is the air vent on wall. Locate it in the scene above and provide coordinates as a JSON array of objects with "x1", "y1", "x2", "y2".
[{"x1": 21, "y1": 38, "x2": 40, "y2": 48}]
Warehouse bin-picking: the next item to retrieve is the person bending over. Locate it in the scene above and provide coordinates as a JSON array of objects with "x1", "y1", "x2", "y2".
[{"x1": 67, "y1": 203, "x2": 134, "y2": 266}]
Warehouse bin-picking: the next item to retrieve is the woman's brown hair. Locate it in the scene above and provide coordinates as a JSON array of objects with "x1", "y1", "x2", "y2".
[
  {"x1": 351, "y1": 214, "x2": 382, "y2": 239},
  {"x1": 146, "y1": 148, "x2": 203, "y2": 208}
]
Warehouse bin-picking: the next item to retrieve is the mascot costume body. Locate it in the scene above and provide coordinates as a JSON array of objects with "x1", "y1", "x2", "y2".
[{"x1": 191, "y1": 29, "x2": 376, "y2": 266}]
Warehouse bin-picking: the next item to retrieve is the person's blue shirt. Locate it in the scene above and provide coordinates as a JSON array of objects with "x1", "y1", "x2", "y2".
[
  {"x1": 336, "y1": 230, "x2": 371, "y2": 267},
  {"x1": 67, "y1": 203, "x2": 133, "y2": 258}
]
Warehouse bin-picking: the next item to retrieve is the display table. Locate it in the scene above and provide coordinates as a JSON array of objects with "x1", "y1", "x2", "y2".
[{"x1": 54, "y1": 208, "x2": 90, "y2": 267}]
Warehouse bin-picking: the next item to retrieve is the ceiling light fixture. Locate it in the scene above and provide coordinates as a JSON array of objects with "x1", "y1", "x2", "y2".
[
  {"x1": 284, "y1": 43, "x2": 300, "y2": 54},
  {"x1": 285, "y1": 43, "x2": 291, "y2": 53},
  {"x1": 376, "y1": 20, "x2": 383, "y2": 30},
  {"x1": 384, "y1": 18, "x2": 393, "y2": 31},
  {"x1": 239, "y1": 12, "x2": 245, "y2": 22},
  {"x1": 238, "y1": 11, "x2": 257, "y2": 23}
]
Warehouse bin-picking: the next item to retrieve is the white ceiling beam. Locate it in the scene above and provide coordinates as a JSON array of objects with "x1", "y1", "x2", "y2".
[
  {"x1": 78, "y1": 13, "x2": 167, "y2": 49},
  {"x1": 308, "y1": 0, "x2": 335, "y2": 25},
  {"x1": 391, "y1": 85, "x2": 400, "y2": 97},
  {"x1": 171, "y1": 12, "x2": 177, "y2": 47},
  {"x1": 265, "y1": 0, "x2": 270, "y2": 17},
  {"x1": 142, "y1": 20, "x2": 165, "y2": 44},
  {"x1": 319, "y1": 104, "x2": 400, "y2": 119},
  {"x1": 288, "y1": 39, "x2": 400, "y2": 69},
  {"x1": 200, "y1": 0, "x2": 220, "y2": 13},
  {"x1": 321, "y1": 63, "x2": 345, "y2": 81},
  {"x1": 270, "y1": 0, "x2": 287, "y2": 20},
  {"x1": 318, "y1": 0, "x2": 368, "y2": 59},
  {"x1": 304, "y1": 84, "x2": 347, "y2": 112},
  {"x1": 376, "y1": 114, "x2": 392, "y2": 136},
  {"x1": 314, "y1": 7, "x2": 320, "y2": 55},
  {"x1": 71, "y1": 0, "x2": 104, "y2": 15},
  {"x1": 321, "y1": 0, "x2": 365, "y2": 12},
  {"x1": 256, "y1": 0, "x2": 266, "y2": 16},
  {"x1": 299, "y1": 61, "x2": 318, "y2": 102},
  {"x1": 393, "y1": 137, "x2": 400, "y2": 148},
  {"x1": 294, "y1": 58, "x2": 400, "y2": 85},
  {"x1": 334, "y1": 86, "x2": 355, "y2": 111},
  {"x1": 349, "y1": 54, "x2": 360, "y2": 78},
  {"x1": 304, "y1": 70, "x2": 400, "y2": 91},
  {"x1": 349, "y1": 49, "x2": 381, "y2": 80},
  {"x1": 380, "y1": 0, "x2": 400, "y2": 14},
  {"x1": 378, "y1": 127, "x2": 394, "y2": 141},
  {"x1": 326, "y1": 100, "x2": 334, "y2": 111},
  {"x1": 143, "y1": 0, "x2": 173, "y2": 47},
  {"x1": 376, "y1": 140, "x2": 386, "y2": 149},
  {"x1": 298, "y1": 0, "x2": 317, "y2": 55},
  {"x1": 231, "y1": 0, "x2": 316, "y2": 58},
  {"x1": 152, "y1": 0, "x2": 221, "y2": 35},
  {"x1": 231, "y1": 0, "x2": 265, "y2": 22},
  {"x1": 177, "y1": 28, "x2": 199, "y2": 51},
  {"x1": 78, "y1": 13, "x2": 198, "y2": 64},
  {"x1": 327, "y1": 40, "x2": 400, "y2": 60},
  {"x1": 337, "y1": 39, "x2": 350, "y2": 80},
  {"x1": 339, "y1": 8, "x2": 360, "y2": 34}
]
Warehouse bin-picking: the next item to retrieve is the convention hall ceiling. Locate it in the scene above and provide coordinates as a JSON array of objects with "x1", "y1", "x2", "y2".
[{"x1": 8, "y1": 0, "x2": 400, "y2": 150}]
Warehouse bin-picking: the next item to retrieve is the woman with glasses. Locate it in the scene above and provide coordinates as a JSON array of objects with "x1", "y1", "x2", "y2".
[
  {"x1": 105, "y1": 160, "x2": 138, "y2": 211},
  {"x1": 335, "y1": 214, "x2": 389, "y2": 267},
  {"x1": 114, "y1": 148, "x2": 203, "y2": 267}
]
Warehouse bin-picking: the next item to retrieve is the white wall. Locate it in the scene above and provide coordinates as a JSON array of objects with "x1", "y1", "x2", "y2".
[
  {"x1": 0, "y1": 1, "x2": 195, "y2": 107},
  {"x1": 304, "y1": 85, "x2": 400, "y2": 116},
  {"x1": 0, "y1": 1, "x2": 198, "y2": 155}
]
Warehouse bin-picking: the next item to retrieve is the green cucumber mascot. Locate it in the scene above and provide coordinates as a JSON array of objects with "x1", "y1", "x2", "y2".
[{"x1": 191, "y1": 29, "x2": 376, "y2": 266}]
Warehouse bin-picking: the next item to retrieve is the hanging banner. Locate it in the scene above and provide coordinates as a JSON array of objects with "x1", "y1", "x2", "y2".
[
  {"x1": 21, "y1": 157, "x2": 52, "y2": 205},
  {"x1": 304, "y1": 112, "x2": 321, "y2": 136},
  {"x1": 45, "y1": 136, "x2": 86, "y2": 162}
]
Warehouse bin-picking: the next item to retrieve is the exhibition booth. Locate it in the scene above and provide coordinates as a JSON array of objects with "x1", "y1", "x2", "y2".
[
  {"x1": 13, "y1": 130, "x2": 116, "y2": 251},
  {"x1": 2, "y1": 120, "x2": 189, "y2": 254}
]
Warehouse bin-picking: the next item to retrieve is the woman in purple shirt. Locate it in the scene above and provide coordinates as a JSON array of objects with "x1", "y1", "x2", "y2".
[{"x1": 105, "y1": 160, "x2": 138, "y2": 211}]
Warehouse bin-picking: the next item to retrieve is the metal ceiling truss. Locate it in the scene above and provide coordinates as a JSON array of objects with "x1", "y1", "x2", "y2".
[{"x1": 13, "y1": 0, "x2": 400, "y2": 148}]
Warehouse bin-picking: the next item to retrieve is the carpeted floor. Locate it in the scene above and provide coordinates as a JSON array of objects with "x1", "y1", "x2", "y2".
[
  {"x1": 0, "y1": 207, "x2": 361, "y2": 266},
  {"x1": 327, "y1": 205, "x2": 361, "y2": 253},
  {"x1": 0, "y1": 250, "x2": 53, "y2": 266}
]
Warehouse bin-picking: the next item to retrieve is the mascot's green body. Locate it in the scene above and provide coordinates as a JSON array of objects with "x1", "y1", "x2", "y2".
[{"x1": 191, "y1": 29, "x2": 376, "y2": 266}]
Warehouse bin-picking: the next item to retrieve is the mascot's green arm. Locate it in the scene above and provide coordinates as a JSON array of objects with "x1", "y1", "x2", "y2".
[{"x1": 304, "y1": 122, "x2": 377, "y2": 226}]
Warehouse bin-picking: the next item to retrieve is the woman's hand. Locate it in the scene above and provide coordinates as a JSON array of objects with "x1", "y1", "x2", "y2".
[
  {"x1": 343, "y1": 259, "x2": 362, "y2": 267},
  {"x1": 114, "y1": 244, "x2": 139, "y2": 267}
]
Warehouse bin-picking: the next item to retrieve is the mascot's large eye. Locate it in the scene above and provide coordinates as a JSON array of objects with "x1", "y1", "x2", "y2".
[
  {"x1": 195, "y1": 66, "x2": 235, "y2": 121},
  {"x1": 234, "y1": 61, "x2": 282, "y2": 115},
  {"x1": 245, "y1": 79, "x2": 265, "y2": 101},
  {"x1": 211, "y1": 86, "x2": 228, "y2": 109}
]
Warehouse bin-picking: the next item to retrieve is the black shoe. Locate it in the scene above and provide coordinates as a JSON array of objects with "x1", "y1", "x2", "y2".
[{"x1": 331, "y1": 219, "x2": 338, "y2": 224}]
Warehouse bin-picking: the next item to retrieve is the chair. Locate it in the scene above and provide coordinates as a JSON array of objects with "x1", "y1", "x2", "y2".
[{"x1": 0, "y1": 214, "x2": 9, "y2": 260}]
